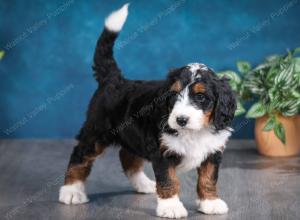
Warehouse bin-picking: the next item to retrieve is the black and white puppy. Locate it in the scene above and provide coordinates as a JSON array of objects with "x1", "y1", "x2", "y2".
[{"x1": 59, "y1": 4, "x2": 236, "y2": 219}]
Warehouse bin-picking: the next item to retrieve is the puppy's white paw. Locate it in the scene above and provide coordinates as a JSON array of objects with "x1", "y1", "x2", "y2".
[
  {"x1": 196, "y1": 198, "x2": 228, "y2": 214},
  {"x1": 128, "y1": 171, "x2": 156, "y2": 194},
  {"x1": 59, "y1": 182, "x2": 89, "y2": 205},
  {"x1": 156, "y1": 195, "x2": 188, "y2": 219}
]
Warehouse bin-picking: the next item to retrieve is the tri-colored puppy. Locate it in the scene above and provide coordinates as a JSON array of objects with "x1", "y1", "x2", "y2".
[{"x1": 59, "y1": 4, "x2": 236, "y2": 219}]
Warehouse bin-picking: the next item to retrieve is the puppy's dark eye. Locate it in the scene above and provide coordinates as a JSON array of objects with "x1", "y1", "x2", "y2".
[{"x1": 195, "y1": 93, "x2": 206, "y2": 102}]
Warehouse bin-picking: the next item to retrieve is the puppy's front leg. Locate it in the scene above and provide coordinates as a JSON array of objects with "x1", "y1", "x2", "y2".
[
  {"x1": 152, "y1": 158, "x2": 188, "y2": 219},
  {"x1": 196, "y1": 151, "x2": 228, "y2": 214}
]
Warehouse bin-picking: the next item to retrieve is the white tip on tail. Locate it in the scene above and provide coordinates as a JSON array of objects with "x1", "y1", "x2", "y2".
[{"x1": 105, "y1": 3, "x2": 129, "y2": 32}]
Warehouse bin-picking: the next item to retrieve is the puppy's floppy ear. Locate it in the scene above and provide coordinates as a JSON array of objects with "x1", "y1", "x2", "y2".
[{"x1": 212, "y1": 77, "x2": 237, "y2": 130}]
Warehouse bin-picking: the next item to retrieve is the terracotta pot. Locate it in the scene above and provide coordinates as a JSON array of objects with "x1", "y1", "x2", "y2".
[
  {"x1": 255, "y1": 114, "x2": 300, "y2": 157},
  {"x1": 297, "y1": 115, "x2": 300, "y2": 144}
]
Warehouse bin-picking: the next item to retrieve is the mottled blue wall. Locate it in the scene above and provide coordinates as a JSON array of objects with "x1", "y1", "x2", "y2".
[{"x1": 1, "y1": 0, "x2": 299, "y2": 139}]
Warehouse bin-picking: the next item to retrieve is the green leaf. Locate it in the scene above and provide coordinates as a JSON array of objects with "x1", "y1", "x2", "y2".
[
  {"x1": 274, "y1": 122, "x2": 286, "y2": 144},
  {"x1": 268, "y1": 87, "x2": 277, "y2": 101},
  {"x1": 266, "y1": 55, "x2": 281, "y2": 63},
  {"x1": 244, "y1": 77, "x2": 264, "y2": 94},
  {"x1": 281, "y1": 99, "x2": 300, "y2": 116},
  {"x1": 291, "y1": 90, "x2": 300, "y2": 98},
  {"x1": 237, "y1": 61, "x2": 251, "y2": 74},
  {"x1": 254, "y1": 63, "x2": 271, "y2": 71},
  {"x1": 291, "y1": 47, "x2": 300, "y2": 56},
  {"x1": 263, "y1": 116, "x2": 276, "y2": 131},
  {"x1": 294, "y1": 57, "x2": 300, "y2": 72},
  {"x1": 274, "y1": 62, "x2": 294, "y2": 86},
  {"x1": 218, "y1": 71, "x2": 241, "y2": 84},
  {"x1": 282, "y1": 110, "x2": 298, "y2": 117},
  {"x1": 246, "y1": 102, "x2": 266, "y2": 118},
  {"x1": 235, "y1": 100, "x2": 246, "y2": 116},
  {"x1": 217, "y1": 71, "x2": 241, "y2": 92},
  {"x1": 266, "y1": 66, "x2": 278, "y2": 84},
  {"x1": 0, "y1": 50, "x2": 4, "y2": 60}
]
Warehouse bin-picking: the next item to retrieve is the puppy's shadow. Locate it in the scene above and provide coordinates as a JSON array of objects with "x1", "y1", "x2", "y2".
[
  {"x1": 89, "y1": 190, "x2": 155, "y2": 205},
  {"x1": 89, "y1": 190, "x2": 133, "y2": 201},
  {"x1": 88, "y1": 190, "x2": 157, "y2": 217}
]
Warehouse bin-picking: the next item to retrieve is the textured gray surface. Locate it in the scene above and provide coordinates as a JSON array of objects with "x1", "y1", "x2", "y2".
[{"x1": 0, "y1": 139, "x2": 299, "y2": 220}]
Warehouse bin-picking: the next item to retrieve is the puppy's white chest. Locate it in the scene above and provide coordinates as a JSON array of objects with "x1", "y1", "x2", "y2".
[{"x1": 161, "y1": 129, "x2": 231, "y2": 172}]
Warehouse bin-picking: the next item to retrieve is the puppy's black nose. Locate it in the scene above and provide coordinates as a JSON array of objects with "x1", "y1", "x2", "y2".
[{"x1": 176, "y1": 116, "x2": 189, "y2": 127}]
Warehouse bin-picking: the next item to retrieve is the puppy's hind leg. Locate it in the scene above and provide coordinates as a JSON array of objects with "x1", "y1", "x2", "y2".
[
  {"x1": 59, "y1": 140, "x2": 106, "y2": 205},
  {"x1": 119, "y1": 148, "x2": 156, "y2": 194}
]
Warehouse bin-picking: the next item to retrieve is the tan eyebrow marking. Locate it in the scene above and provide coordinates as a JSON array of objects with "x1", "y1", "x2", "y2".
[
  {"x1": 170, "y1": 80, "x2": 182, "y2": 92},
  {"x1": 192, "y1": 83, "x2": 206, "y2": 93}
]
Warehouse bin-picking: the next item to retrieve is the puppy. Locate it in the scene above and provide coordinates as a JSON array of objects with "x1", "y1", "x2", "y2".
[{"x1": 59, "y1": 4, "x2": 236, "y2": 219}]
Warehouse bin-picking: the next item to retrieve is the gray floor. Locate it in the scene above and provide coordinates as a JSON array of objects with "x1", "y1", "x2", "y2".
[{"x1": 0, "y1": 140, "x2": 299, "y2": 220}]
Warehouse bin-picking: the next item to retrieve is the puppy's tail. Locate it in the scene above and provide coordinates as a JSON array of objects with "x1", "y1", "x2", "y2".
[{"x1": 93, "y1": 3, "x2": 129, "y2": 83}]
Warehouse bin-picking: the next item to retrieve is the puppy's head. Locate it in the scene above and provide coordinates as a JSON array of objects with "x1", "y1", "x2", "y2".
[{"x1": 166, "y1": 63, "x2": 236, "y2": 131}]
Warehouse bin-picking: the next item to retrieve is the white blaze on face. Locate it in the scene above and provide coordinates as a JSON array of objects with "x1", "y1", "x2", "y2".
[
  {"x1": 168, "y1": 86, "x2": 205, "y2": 130},
  {"x1": 188, "y1": 62, "x2": 208, "y2": 80}
]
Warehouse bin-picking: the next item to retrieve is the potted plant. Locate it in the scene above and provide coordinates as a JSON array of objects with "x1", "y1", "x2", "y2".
[{"x1": 219, "y1": 47, "x2": 300, "y2": 157}]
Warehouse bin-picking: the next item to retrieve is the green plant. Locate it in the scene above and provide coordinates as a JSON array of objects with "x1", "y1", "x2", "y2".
[
  {"x1": 218, "y1": 47, "x2": 300, "y2": 144},
  {"x1": 0, "y1": 50, "x2": 4, "y2": 60}
]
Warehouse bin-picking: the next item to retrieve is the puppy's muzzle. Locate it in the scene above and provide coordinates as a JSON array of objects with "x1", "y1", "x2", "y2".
[{"x1": 176, "y1": 116, "x2": 189, "y2": 127}]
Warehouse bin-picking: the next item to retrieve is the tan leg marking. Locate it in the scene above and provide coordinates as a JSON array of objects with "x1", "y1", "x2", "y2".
[
  {"x1": 156, "y1": 166, "x2": 180, "y2": 199},
  {"x1": 64, "y1": 143, "x2": 105, "y2": 185}
]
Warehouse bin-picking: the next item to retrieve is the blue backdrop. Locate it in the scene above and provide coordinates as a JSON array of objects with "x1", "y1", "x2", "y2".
[{"x1": 1, "y1": 0, "x2": 299, "y2": 139}]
